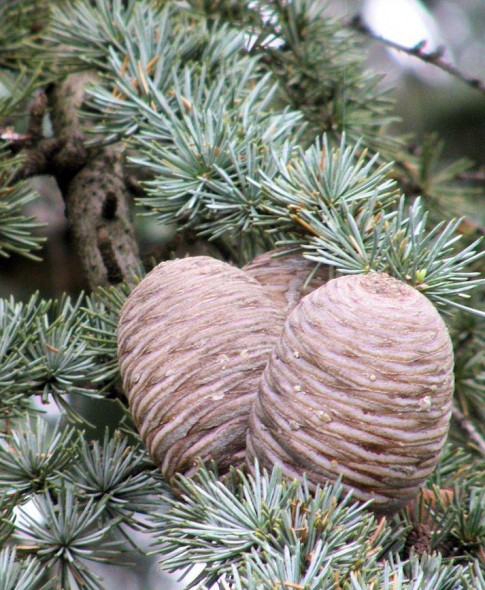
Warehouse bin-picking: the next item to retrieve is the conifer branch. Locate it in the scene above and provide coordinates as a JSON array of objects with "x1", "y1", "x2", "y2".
[
  {"x1": 349, "y1": 14, "x2": 485, "y2": 97},
  {"x1": 50, "y1": 73, "x2": 141, "y2": 289},
  {"x1": 15, "y1": 485, "x2": 127, "y2": 587},
  {"x1": 0, "y1": 416, "x2": 79, "y2": 498},
  {"x1": 0, "y1": 2, "x2": 484, "y2": 588},
  {"x1": 62, "y1": 429, "x2": 164, "y2": 529},
  {"x1": 452, "y1": 405, "x2": 485, "y2": 457},
  {"x1": 0, "y1": 156, "x2": 46, "y2": 260},
  {"x1": 0, "y1": 547, "x2": 54, "y2": 590},
  {"x1": 153, "y1": 463, "x2": 392, "y2": 588},
  {"x1": 259, "y1": 137, "x2": 485, "y2": 315},
  {"x1": 152, "y1": 461, "x2": 485, "y2": 589},
  {"x1": 13, "y1": 72, "x2": 141, "y2": 290}
]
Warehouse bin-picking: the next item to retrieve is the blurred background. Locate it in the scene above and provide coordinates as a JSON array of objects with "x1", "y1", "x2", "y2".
[{"x1": 4, "y1": 0, "x2": 485, "y2": 587}]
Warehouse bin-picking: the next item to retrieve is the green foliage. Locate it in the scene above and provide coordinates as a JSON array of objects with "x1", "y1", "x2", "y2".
[
  {"x1": 259, "y1": 137, "x2": 484, "y2": 314},
  {"x1": 395, "y1": 134, "x2": 482, "y2": 222},
  {"x1": 44, "y1": 0, "x2": 147, "y2": 73},
  {"x1": 81, "y1": 283, "x2": 133, "y2": 392},
  {"x1": 0, "y1": 293, "x2": 50, "y2": 417},
  {"x1": 0, "y1": 494, "x2": 16, "y2": 546},
  {"x1": 244, "y1": 0, "x2": 399, "y2": 152},
  {"x1": 347, "y1": 554, "x2": 481, "y2": 590},
  {"x1": 0, "y1": 0, "x2": 484, "y2": 588},
  {"x1": 0, "y1": 287, "x2": 128, "y2": 422},
  {"x1": 0, "y1": 4, "x2": 47, "y2": 265},
  {"x1": 451, "y1": 311, "x2": 485, "y2": 447},
  {"x1": 15, "y1": 486, "x2": 125, "y2": 589},
  {"x1": 154, "y1": 463, "x2": 393, "y2": 588},
  {"x1": 129, "y1": 79, "x2": 301, "y2": 259},
  {"x1": 0, "y1": 0, "x2": 50, "y2": 71},
  {"x1": 396, "y1": 447, "x2": 485, "y2": 562},
  {"x1": 0, "y1": 547, "x2": 54, "y2": 590},
  {"x1": 231, "y1": 553, "x2": 481, "y2": 590},
  {"x1": 0, "y1": 416, "x2": 78, "y2": 498},
  {"x1": 261, "y1": 136, "x2": 398, "y2": 212},
  {"x1": 380, "y1": 198, "x2": 483, "y2": 312},
  {"x1": 43, "y1": 0, "x2": 484, "y2": 306},
  {"x1": 152, "y1": 461, "x2": 485, "y2": 589},
  {"x1": 0, "y1": 413, "x2": 164, "y2": 589},
  {"x1": 22, "y1": 295, "x2": 102, "y2": 422},
  {"x1": 63, "y1": 430, "x2": 163, "y2": 529},
  {"x1": 46, "y1": 0, "x2": 265, "y2": 143},
  {"x1": 0, "y1": 151, "x2": 45, "y2": 261},
  {"x1": 0, "y1": 73, "x2": 38, "y2": 120}
]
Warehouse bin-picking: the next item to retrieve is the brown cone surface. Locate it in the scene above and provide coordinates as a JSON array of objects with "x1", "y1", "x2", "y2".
[
  {"x1": 247, "y1": 272, "x2": 454, "y2": 514},
  {"x1": 117, "y1": 256, "x2": 285, "y2": 478},
  {"x1": 243, "y1": 249, "x2": 330, "y2": 314}
]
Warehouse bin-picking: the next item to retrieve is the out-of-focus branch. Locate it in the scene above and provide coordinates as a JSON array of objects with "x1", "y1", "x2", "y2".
[
  {"x1": 459, "y1": 167, "x2": 485, "y2": 184},
  {"x1": 452, "y1": 404, "x2": 485, "y2": 457},
  {"x1": 349, "y1": 14, "x2": 485, "y2": 97}
]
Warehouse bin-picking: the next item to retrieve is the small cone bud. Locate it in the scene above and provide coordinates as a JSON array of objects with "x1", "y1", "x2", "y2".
[{"x1": 243, "y1": 248, "x2": 330, "y2": 314}]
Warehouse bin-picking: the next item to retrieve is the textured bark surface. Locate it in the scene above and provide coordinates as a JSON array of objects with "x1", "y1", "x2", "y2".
[
  {"x1": 117, "y1": 256, "x2": 285, "y2": 478},
  {"x1": 64, "y1": 147, "x2": 140, "y2": 288},
  {"x1": 50, "y1": 73, "x2": 140, "y2": 289},
  {"x1": 243, "y1": 249, "x2": 331, "y2": 314},
  {"x1": 247, "y1": 273, "x2": 454, "y2": 514}
]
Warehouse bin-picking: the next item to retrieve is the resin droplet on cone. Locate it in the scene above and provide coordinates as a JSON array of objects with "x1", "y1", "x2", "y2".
[
  {"x1": 243, "y1": 249, "x2": 330, "y2": 315},
  {"x1": 247, "y1": 273, "x2": 454, "y2": 514},
  {"x1": 117, "y1": 256, "x2": 285, "y2": 479}
]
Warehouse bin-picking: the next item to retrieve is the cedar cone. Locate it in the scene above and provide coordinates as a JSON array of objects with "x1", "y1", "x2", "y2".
[
  {"x1": 247, "y1": 272, "x2": 454, "y2": 514},
  {"x1": 117, "y1": 256, "x2": 285, "y2": 479},
  {"x1": 243, "y1": 249, "x2": 331, "y2": 314}
]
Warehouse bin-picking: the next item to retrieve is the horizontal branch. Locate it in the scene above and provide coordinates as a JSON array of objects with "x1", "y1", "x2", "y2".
[
  {"x1": 452, "y1": 404, "x2": 485, "y2": 457},
  {"x1": 349, "y1": 14, "x2": 485, "y2": 97}
]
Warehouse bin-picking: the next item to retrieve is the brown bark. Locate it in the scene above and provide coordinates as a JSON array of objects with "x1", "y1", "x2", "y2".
[
  {"x1": 14, "y1": 73, "x2": 141, "y2": 290},
  {"x1": 48, "y1": 73, "x2": 140, "y2": 289}
]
